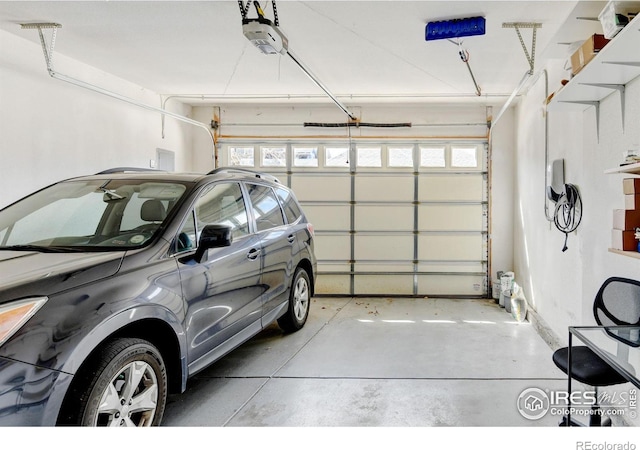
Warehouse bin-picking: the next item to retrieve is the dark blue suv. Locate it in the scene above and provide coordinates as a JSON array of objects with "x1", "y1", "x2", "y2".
[{"x1": 0, "y1": 168, "x2": 316, "y2": 426}]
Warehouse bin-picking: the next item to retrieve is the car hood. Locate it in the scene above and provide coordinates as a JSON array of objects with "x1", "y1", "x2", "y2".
[{"x1": 0, "y1": 251, "x2": 125, "y2": 302}]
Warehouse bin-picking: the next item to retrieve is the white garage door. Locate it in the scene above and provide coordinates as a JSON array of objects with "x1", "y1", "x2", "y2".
[{"x1": 222, "y1": 141, "x2": 488, "y2": 297}]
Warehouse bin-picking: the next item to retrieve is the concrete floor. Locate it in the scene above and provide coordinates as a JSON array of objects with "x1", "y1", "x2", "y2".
[{"x1": 162, "y1": 297, "x2": 567, "y2": 427}]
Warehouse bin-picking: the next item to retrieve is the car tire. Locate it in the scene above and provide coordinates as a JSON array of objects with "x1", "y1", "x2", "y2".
[
  {"x1": 277, "y1": 267, "x2": 311, "y2": 333},
  {"x1": 71, "y1": 338, "x2": 167, "y2": 426}
]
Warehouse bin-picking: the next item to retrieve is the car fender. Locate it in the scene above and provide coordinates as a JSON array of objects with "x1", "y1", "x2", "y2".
[{"x1": 59, "y1": 303, "x2": 187, "y2": 377}]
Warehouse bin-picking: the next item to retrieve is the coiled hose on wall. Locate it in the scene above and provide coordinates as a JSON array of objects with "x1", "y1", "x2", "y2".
[{"x1": 554, "y1": 184, "x2": 583, "y2": 252}]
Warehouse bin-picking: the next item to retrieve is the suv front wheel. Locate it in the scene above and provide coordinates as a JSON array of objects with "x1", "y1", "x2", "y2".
[{"x1": 65, "y1": 337, "x2": 167, "y2": 426}]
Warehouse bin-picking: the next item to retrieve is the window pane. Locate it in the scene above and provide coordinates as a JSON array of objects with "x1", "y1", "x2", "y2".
[
  {"x1": 451, "y1": 146, "x2": 478, "y2": 168},
  {"x1": 276, "y1": 187, "x2": 302, "y2": 224},
  {"x1": 420, "y1": 147, "x2": 446, "y2": 167},
  {"x1": 326, "y1": 147, "x2": 350, "y2": 167},
  {"x1": 357, "y1": 147, "x2": 382, "y2": 167},
  {"x1": 247, "y1": 184, "x2": 286, "y2": 231},
  {"x1": 261, "y1": 147, "x2": 286, "y2": 167},
  {"x1": 388, "y1": 147, "x2": 413, "y2": 167},
  {"x1": 0, "y1": 180, "x2": 187, "y2": 249},
  {"x1": 293, "y1": 147, "x2": 318, "y2": 167},
  {"x1": 195, "y1": 182, "x2": 249, "y2": 239},
  {"x1": 229, "y1": 147, "x2": 254, "y2": 166}
]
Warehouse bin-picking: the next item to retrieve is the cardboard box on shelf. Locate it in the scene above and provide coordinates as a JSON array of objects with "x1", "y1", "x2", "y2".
[
  {"x1": 570, "y1": 34, "x2": 611, "y2": 76},
  {"x1": 613, "y1": 209, "x2": 640, "y2": 229},
  {"x1": 623, "y1": 178, "x2": 640, "y2": 195},
  {"x1": 612, "y1": 229, "x2": 638, "y2": 251},
  {"x1": 625, "y1": 194, "x2": 640, "y2": 209}
]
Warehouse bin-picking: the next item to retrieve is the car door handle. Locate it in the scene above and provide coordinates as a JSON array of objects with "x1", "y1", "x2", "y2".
[
  {"x1": 287, "y1": 234, "x2": 295, "y2": 244},
  {"x1": 247, "y1": 248, "x2": 261, "y2": 260}
]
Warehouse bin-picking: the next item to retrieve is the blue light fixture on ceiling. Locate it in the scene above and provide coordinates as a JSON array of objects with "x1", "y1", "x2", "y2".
[{"x1": 425, "y1": 16, "x2": 486, "y2": 41}]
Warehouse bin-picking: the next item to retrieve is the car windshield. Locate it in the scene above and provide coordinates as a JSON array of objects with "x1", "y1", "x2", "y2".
[{"x1": 0, "y1": 179, "x2": 189, "y2": 251}]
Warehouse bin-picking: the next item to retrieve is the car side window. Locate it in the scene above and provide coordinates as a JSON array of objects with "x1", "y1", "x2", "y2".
[
  {"x1": 246, "y1": 183, "x2": 286, "y2": 232},
  {"x1": 176, "y1": 182, "x2": 249, "y2": 253},
  {"x1": 276, "y1": 187, "x2": 302, "y2": 224}
]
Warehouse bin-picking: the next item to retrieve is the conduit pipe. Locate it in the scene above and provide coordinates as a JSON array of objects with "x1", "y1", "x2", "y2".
[
  {"x1": 489, "y1": 70, "x2": 531, "y2": 132},
  {"x1": 24, "y1": 23, "x2": 216, "y2": 157}
]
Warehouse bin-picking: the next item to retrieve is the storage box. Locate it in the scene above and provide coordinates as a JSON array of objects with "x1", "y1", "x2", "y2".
[
  {"x1": 623, "y1": 178, "x2": 640, "y2": 194},
  {"x1": 612, "y1": 229, "x2": 638, "y2": 251},
  {"x1": 625, "y1": 194, "x2": 640, "y2": 209},
  {"x1": 613, "y1": 209, "x2": 640, "y2": 229},
  {"x1": 570, "y1": 34, "x2": 610, "y2": 76},
  {"x1": 599, "y1": 1, "x2": 640, "y2": 39}
]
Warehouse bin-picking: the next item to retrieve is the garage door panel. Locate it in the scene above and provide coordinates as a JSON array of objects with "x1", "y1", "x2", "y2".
[
  {"x1": 226, "y1": 140, "x2": 487, "y2": 297},
  {"x1": 354, "y1": 263, "x2": 414, "y2": 273},
  {"x1": 355, "y1": 235, "x2": 413, "y2": 260},
  {"x1": 418, "y1": 235, "x2": 483, "y2": 261},
  {"x1": 419, "y1": 175, "x2": 483, "y2": 201},
  {"x1": 316, "y1": 275, "x2": 351, "y2": 295},
  {"x1": 355, "y1": 205, "x2": 413, "y2": 231},
  {"x1": 355, "y1": 176, "x2": 413, "y2": 202},
  {"x1": 417, "y1": 274, "x2": 486, "y2": 296},
  {"x1": 355, "y1": 275, "x2": 414, "y2": 295},
  {"x1": 291, "y1": 175, "x2": 350, "y2": 202},
  {"x1": 418, "y1": 204, "x2": 483, "y2": 231},
  {"x1": 417, "y1": 262, "x2": 486, "y2": 274},
  {"x1": 314, "y1": 235, "x2": 351, "y2": 260},
  {"x1": 304, "y1": 205, "x2": 350, "y2": 231}
]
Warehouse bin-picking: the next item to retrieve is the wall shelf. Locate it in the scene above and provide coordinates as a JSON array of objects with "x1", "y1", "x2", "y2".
[
  {"x1": 609, "y1": 248, "x2": 640, "y2": 259},
  {"x1": 547, "y1": 14, "x2": 640, "y2": 135},
  {"x1": 605, "y1": 161, "x2": 640, "y2": 175}
]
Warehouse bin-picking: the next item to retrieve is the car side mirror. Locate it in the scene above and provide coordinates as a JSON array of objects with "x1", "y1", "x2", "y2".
[{"x1": 195, "y1": 224, "x2": 233, "y2": 262}]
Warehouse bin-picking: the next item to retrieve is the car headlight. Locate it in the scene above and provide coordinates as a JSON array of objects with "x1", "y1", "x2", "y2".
[{"x1": 0, "y1": 297, "x2": 48, "y2": 347}]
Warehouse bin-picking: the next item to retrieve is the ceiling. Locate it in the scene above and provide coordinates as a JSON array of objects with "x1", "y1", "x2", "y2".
[{"x1": 0, "y1": 1, "x2": 609, "y2": 106}]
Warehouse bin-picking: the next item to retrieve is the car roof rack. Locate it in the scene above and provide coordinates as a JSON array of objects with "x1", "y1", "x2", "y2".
[
  {"x1": 95, "y1": 167, "x2": 164, "y2": 175},
  {"x1": 208, "y1": 167, "x2": 281, "y2": 184}
]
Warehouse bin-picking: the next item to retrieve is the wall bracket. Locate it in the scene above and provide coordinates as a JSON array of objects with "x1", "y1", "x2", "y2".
[
  {"x1": 558, "y1": 100, "x2": 601, "y2": 141},
  {"x1": 502, "y1": 22, "x2": 542, "y2": 74},
  {"x1": 579, "y1": 83, "x2": 626, "y2": 132}
]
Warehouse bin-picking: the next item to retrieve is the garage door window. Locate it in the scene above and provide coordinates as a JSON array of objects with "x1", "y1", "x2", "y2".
[
  {"x1": 388, "y1": 147, "x2": 413, "y2": 168},
  {"x1": 261, "y1": 147, "x2": 287, "y2": 167},
  {"x1": 325, "y1": 147, "x2": 350, "y2": 167},
  {"x1": 293, "y1": 147, "x2": 319, "y2": 167},
  {"x1": 451, "y1": 146, "x2": 478, "y2": 168},
  {"x1": 420, "y1": 147, "x2": 446, "y2": 168},
  {"x1": 357, "y1": 147, "x2": 382, "y2": 167},
  {"x1": 229, "y1": 147, "x2": 255, "y2": 166}
]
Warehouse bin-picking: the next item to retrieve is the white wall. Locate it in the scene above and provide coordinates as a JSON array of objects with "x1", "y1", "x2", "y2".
[
  {"x1": 0, "y1": 30, "x2": 196, "y2": 208},
  {"x1": 514, "y1": 59, "x2": 640, "y2": 343}
]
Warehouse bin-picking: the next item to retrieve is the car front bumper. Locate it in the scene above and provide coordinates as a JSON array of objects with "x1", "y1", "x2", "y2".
[{"x1": 0, "y1": 356, "x2": 71, "y2": 426}]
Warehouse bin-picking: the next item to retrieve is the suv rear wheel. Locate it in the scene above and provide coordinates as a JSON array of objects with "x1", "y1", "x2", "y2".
[{"x1": 277, "y1": 267, "x2": 311, "y2": 333}]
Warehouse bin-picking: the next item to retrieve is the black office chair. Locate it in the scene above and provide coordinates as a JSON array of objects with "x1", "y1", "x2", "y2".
[{"x1": 552, "y1": 276, "x2": 640, "y2": 426}]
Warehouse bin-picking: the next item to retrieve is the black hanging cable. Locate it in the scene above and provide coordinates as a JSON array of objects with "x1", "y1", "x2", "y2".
[
  {"x1": 553, "y1": 184, "x2": 582, "y2": 252},
  {"x1": 272, "y1": 0, "x2": 279, "y2": 26},
  {"x1": 238, "y1": 0, "x2": 250, "y2": 20}
]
